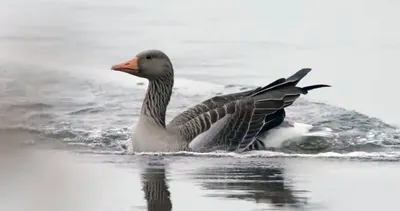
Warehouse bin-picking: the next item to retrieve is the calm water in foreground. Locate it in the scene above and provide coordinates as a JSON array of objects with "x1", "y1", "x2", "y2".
[
  {"x1": 1, "y1": 147, "x2": 399, "y2": 211},
  {"x1": 1, "y1": 0, "x2": 400, "y2": 210}
]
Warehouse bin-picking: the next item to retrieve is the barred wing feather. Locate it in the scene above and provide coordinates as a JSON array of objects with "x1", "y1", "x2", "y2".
[{"x1": 169, "y1": 68, "x2": 331, "y2": 152}]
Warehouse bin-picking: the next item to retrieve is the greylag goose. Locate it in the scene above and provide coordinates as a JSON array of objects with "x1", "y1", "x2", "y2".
[{"x1": 111, "y1": 49, "x2": 330, "y2": 153}]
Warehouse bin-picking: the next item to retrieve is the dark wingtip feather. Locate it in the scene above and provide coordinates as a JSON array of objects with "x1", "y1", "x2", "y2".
[
  {"x1": 301, "y1": 84, "x2": 331, "y2": 94},
  {"x1": 286, "y1": 68, "x2": 312, "y2": 82},
  {"x1": 299, "y1": 68, "x2": 312, "y2": 72},
  {"x1": 251, "y1": 68, "x2": 314, "y2": 97}
]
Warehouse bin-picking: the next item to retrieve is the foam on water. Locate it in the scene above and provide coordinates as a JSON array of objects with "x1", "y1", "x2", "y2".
[{"x1": 78, "y1": 149, "x2": 400, "y2": 162}]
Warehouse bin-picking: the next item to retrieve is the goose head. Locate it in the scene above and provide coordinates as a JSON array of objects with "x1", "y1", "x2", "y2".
[{"x1": 111, "y1": 49, "x2": 173, "y2": 80}]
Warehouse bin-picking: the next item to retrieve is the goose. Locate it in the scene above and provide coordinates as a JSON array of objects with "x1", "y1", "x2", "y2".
[{"x1": 111, "y1": 49, "x2": 331, "y2": 153}]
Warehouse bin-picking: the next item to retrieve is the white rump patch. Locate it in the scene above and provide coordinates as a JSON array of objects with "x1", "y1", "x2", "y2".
[{"x1": 259, "y1": 122, "x2": 334, "y2": 148}]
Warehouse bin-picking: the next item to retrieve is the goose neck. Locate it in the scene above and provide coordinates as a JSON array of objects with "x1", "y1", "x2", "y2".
[{"x1": 141, "y1": 74, "x2": 173, "y2": 127}]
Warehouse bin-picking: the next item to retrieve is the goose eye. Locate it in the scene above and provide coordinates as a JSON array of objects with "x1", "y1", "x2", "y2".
[{"x1": 145, "y1": 55, "x2": 152, "y2": 60}]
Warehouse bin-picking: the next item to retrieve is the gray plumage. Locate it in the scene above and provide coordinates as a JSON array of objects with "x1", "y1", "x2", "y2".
[{"x1": 111, "y1": 49, "x2": 331, "y2": 152}]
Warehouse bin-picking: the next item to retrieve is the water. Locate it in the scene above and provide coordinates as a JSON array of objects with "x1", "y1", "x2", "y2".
[
  {"x1": 2, "y1": 149, "x2": 399, "y2": 211},
  {"x1": 1, "y1": 0, "x2": 400, "y2": 210}
]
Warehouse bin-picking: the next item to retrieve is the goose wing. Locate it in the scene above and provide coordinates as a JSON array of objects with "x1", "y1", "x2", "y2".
[
  {"x1": 167, "y1": 87, "x2": 260, "y2": 128},
  {"x1": 167, "y1": 68, "x2": 311, "y2": 128},
  {"x1": 168, "y1": 68, "x2": 330, "y2": 152}
]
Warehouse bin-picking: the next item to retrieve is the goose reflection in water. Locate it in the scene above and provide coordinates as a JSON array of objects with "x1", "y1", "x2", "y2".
[
  {"x1": 140, "y1": 165, "x2": 172, "y2": 211},
  {"x1": 192, "y1": 165, "x2": 308, "y2": 208},
  {"x1": 140, "y1": 160, "x2": 307, "y2": 211}
]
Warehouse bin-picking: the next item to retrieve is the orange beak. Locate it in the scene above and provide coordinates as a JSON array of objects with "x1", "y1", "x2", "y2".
[{"x1": 111, "y1": 57, "x2": 139, "y2": 73}]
